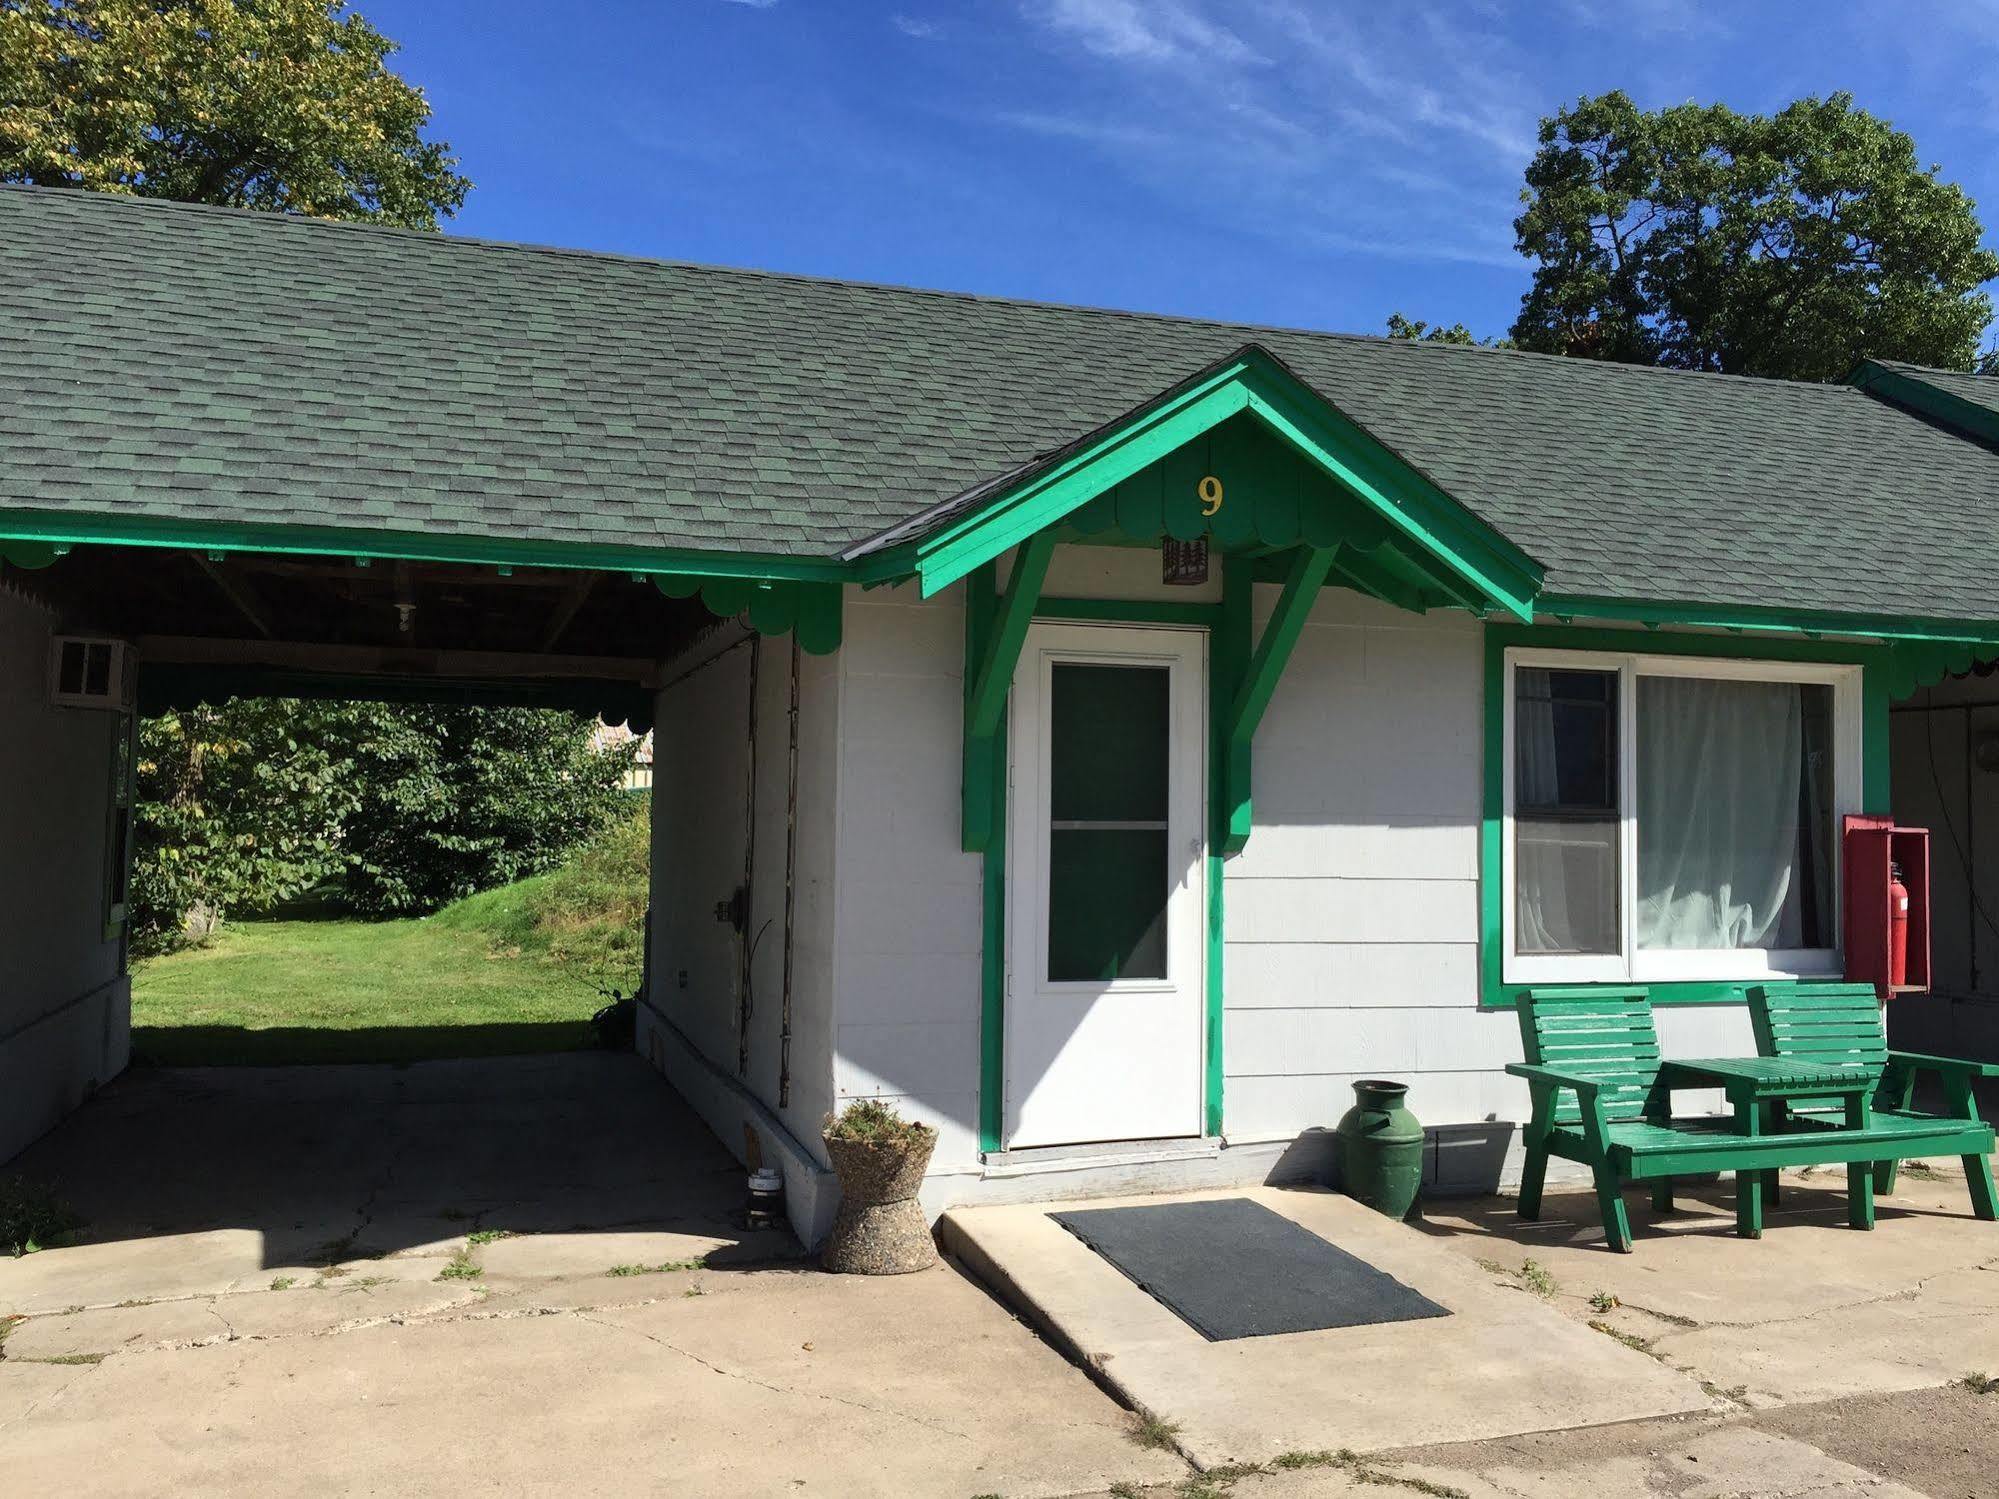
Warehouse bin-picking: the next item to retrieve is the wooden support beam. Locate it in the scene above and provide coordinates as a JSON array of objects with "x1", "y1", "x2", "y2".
[
  {"x1": 539, "y1": 572, "x2": 599, "y2": 652},
  {"x1": 191, "y1": 554, "x2": 275, "y2": 639},
  {"x1": 961, "y1": 532, "x2": 1055, "y2": 852},
  {"x1": 966, "y1": 531, "x2": 1056, "y2": 740},
  {"x1": 1221, "y1": 544, "x2": 1336, "y2": 855},
  {"x1": 1213, "y1": 553, "x2": 1254, "y2": 855},
  {"x1": 136, "y1": 634, "x2": 657, "y2": 685}
]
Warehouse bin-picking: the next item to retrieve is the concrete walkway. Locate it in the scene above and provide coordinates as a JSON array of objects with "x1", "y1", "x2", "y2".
[
  {"x1": 942, "y1": 1186, "x2": 1719, "y2": 1470},
  {"x1": 0, "y1": 1058, "x2": 1185, "y2": 1497}
]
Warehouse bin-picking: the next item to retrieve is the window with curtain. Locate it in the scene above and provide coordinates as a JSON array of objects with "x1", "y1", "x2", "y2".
[{"x1": 1506, "y1": 651, "x2": 1854, "y2": 983}]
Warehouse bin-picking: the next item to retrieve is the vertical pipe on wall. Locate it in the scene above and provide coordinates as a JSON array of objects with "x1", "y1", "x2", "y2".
[
  {"x1": 778, "y1": 638, "x2": 801, "y2": 1109},
  {"x1": 736, "y1": 635, "x2": 761, "y2": 1078},
  {"x1": 1968, "y1": 703, "x2": 1980, "y2": 993}
]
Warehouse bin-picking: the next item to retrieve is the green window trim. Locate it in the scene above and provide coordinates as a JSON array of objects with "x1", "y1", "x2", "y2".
[{"x1": 1479, "y1": 623, "x2": 1894, "y2": 1009}]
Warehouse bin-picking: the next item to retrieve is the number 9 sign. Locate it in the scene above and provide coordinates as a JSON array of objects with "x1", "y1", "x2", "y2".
[{"x1": 1197, "y1": 475, "x2": 1224, "y2": 516}]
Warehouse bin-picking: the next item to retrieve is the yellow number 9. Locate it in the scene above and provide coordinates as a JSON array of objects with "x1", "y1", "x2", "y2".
[{"x1": 1197, "y1": 475, "x2": 1224, "y2": 515}]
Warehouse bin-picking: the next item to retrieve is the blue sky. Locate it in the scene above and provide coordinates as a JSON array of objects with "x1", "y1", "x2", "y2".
[{"x1": 365, "y1": 0, "x2": 1999, "y2": 341}]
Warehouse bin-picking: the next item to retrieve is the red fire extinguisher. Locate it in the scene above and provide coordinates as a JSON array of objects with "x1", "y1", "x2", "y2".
[{"x1": 1888, "y1": 862, "x2": 1910, "y2": 990}]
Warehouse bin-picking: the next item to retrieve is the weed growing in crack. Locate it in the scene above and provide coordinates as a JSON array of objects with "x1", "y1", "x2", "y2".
[
  {"x1": 1589, "y1": 1319, "x2": 1658, "y2": 1357},
  {"x1": 1166, "y1": 1448, "x2": 1466, "y2": 1497},
  {"x1": 17, "y1": 1352, "x2": 107, "y2": 1366},
  {"x1": 269, "y1": 1277, "x2": 296, "y2": 1292},
  {"x1": 605, "y1": 1257, "x2": 707, "y2": 1277},
  {"x1": 1, "y1": 1174, "x2": 83, "y2": 1256},
  {"x1": 1107, "y1": 1483, "x2": 1145, "y2": 1499},
  {"x1": 1518, "y1": 1259, "x2": 1557, "y2": 1297},
  {"x1": 1473, "y1": 1256, "x2": 1510, "y2": 1277},
  {"x1": 466, "y1": 1229, "x2": 514, "y2": 1246},
  {"x1": 437, "y1": 1247, "x2": 483, "y2": 1282},
  {"x1": 1127, "y1": 1412, "x2": 1182, "y2": 1451},
  {"x1": 1588, "y1": 1290, "x2": 1619, "y2": 1313},
  {"x1": 1963, "y1": 1371, "x2": 1998, "y2": 1394}
]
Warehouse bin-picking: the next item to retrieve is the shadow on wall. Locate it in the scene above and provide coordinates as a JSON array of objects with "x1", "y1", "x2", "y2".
[
  {"x1": 1265, "y1": 1122, "x2": 1520, "y2": 1198},
  {"x1": 1, "y1": 1051, "x2": 796, "y2": 1269}
]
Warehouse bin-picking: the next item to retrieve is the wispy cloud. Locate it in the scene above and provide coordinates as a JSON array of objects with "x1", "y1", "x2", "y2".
[
  {"x1": 1022, "y1": 0, "x2": 1262, "y2": 65},
  {"x1": 719, "y1": 0, "x2": 779, "y2": 8},
  {"x1": 891, "y1": 14, "x2": 943, "y2": 40},
  {"x1": 993, "y1": 110, "x2": 1171, "y2": 149},
  {"x1": 1000, "y1": 0, "x2": 1541, "y2": 276}
]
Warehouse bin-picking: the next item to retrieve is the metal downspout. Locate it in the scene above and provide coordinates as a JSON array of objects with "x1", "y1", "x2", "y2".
[{"x1": 737, "y1": 636, "x2": 760, "y2": 1077}]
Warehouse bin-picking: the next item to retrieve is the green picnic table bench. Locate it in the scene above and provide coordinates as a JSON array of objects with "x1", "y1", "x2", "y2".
[
  {"x1": 1506, "y1": 985, "x2": 1998, "y2": 1253},
  {"x1": 1750, "y1": 981, "x2": 1998, "y2": 1220}
]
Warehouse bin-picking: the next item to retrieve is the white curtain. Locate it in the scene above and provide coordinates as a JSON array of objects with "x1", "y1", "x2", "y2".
[{"x1": 1636, "y1": 676, "x2": 1815, "y2": 950}]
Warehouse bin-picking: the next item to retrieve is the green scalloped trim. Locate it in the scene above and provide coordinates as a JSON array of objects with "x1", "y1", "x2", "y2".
[{"x1": 653, "y1": 575, "x2": 844, "y2": 654}]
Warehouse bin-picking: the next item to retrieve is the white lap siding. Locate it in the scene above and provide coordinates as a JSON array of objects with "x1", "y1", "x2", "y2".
[
  {"x1": 829, "y1": 583, "x2": 986, "y2": 1170},
  {"x1": 817, "y1": 556, "x2": 1757, "y2": 1192},
  {"x1": 0, "y1": 583, "x2": 129, "y2": 1163},
  {"x1": 1224, "y1": 591, "x2": 1751, "y2": 1159},
  {"x1": 1221, "y1": 588, "x2": 1507, "y2": 1141}
]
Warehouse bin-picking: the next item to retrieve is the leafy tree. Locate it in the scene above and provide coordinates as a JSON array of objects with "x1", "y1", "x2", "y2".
[
  {"x1": 337, "y1": 706, "x2": 636, "y2": 917},
  {"x1": 131, "y1": 701, "x2": 636, "y2": 945},
  {"x1": 1385, "y1": 312, "x2": 1478, "y2": 345},
  {"x1": 0, "y1": 0, "x2": 468, "y2": 226},
  {"x1": 1510, "y1": 90, "x2": 1999, "y2": 380},
  {"x1": 130, "y1": 700, "x2": 359, "y2": 952}
]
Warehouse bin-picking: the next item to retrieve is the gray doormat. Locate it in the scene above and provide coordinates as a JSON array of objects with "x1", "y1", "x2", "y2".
[{"x1": 1050, "y1": 1197, "x2": 1450, "y2": 1342}]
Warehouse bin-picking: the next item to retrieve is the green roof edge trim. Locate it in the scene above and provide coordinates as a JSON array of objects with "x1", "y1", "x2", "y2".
[
  {"x1": 0, "y1": 509, "x2": 854, "y2": 584},
  {"x1": 1538, "y1": 592, "x2": 1999, "y2": 646},
  {"x1": 1849, "y1": 359, "x2": 1999, "y2": 451},
  {"x1": 903, "y1": 345, "x2": 1546, "y2": 619}
]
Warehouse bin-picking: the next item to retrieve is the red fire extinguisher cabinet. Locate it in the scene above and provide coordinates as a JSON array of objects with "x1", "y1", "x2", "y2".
[{"x1": 1842, "y1": 814, "x2": 1931, "y2": 1000}]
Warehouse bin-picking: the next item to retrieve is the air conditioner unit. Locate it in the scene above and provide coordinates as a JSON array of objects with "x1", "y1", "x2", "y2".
[{"x1": 49, "y1": 635, "x2": 133, "y2": 711}]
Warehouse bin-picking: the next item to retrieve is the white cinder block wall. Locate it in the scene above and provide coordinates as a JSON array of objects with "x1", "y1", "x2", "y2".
[
  {"x1": 0, "y1": 583, "x2": 130, "y2": 1164},
  {"x1": 816, "y1": 545, "x2": 1757, "y2": 1203}
]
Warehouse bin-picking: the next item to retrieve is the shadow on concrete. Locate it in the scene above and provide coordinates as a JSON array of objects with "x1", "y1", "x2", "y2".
[
  {"x1": 1410, "y1": 1172, "x2": 1979, "y2": 1254},
  {"x1": 130, "y1": 1021, "x2": 593, "y2": 1067},
  {"x1": 2, "y1": 1051, "x2": 798, "y2": 1271}
]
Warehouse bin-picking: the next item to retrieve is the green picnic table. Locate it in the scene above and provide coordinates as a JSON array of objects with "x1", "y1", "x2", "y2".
[{"x1": 1655, "y1": 1055, "x2": 1880, "y2": 1236}]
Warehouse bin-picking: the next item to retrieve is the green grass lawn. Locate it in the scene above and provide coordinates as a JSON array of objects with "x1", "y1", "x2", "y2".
[
  {"x1": 132, "y1": 804, "x2": 650, "y2": 1066},
  {"x1": 131, "y1": 915, "x2": 614, "y2": 1065}
]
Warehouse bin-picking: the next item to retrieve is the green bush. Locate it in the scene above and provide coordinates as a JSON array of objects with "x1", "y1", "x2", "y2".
[
  {"x1": 337, "y1": 707, "x2": 636, "y2": 917},
  {"x1": 131, "y1": 701, "x2": 638, "y2": 947}
]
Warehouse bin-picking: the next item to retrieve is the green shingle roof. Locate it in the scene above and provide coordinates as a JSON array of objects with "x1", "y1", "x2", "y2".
[{"x1": 10, "y1": 185, "x2": 1999, "y2": 623}]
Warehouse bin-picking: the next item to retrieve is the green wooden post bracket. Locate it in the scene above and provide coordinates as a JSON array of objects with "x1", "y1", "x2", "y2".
[
  {"x1": 1214, "y1": 554, "x2": 1253, "y2": 852},
  {"x1": 1219, "y1": 545, "x2": 1335, "y2": 855},
  {"x1": 962, "y1": 563, "x2": 999, "y2": 853},
  {"x1": 961, "y1": 533, "x2": 1056, "y2": 852}
]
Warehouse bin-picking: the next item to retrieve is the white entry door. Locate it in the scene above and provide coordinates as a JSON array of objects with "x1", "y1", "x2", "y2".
[{"x1": 1003, "y1": 623, "x2": 1207, "y2": 1149}]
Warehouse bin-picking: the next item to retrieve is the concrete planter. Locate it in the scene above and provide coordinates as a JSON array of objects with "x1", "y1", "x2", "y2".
[{"x1": 820, "y1": 1127, "x2": 939, "y2": 1274}]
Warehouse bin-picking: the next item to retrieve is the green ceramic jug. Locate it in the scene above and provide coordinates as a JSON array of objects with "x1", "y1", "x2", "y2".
[{"x1": 1335, "y1": 1079, "x2": 1424, "y2": 1219}]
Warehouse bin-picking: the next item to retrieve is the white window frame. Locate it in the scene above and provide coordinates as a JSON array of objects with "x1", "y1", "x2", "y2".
[{"x1": 1502, "y1": 647, "x2": 1862, "y2": 987}]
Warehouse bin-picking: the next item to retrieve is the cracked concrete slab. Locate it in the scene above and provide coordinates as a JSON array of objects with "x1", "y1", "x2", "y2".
[
  {"x1": 1424, "y1": 1171, "x2": 1999, "y2": 1409},
  {"x1": 0, "y1": 1260, "x2": 1185, "y2": 1499}
]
